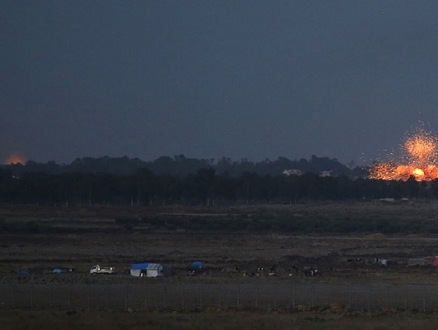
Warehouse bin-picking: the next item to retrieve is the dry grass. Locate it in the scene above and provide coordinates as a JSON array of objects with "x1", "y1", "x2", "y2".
[
  {"x1": 4, "y1": 202, "x2": 438, "y2": 328},
  {"x1": 1, "y1": 309, "x2": 438, "y2": 330},
  {"x1": 363, "y1": 233, "x2": 387, "y2": 240}
]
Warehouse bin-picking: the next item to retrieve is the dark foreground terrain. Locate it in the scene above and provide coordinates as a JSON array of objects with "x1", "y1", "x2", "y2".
[
  {"x1": 3, "y1": 309, "x2": 438, "y2": 330},
  {"x1": 2, "y1": 201, "x2": 438, "y2": 329}
]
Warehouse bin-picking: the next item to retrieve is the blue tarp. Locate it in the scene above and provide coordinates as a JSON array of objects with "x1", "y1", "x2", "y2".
[
  {"x1": 130, "y1": 263, "x2": 164, "y2": 277},
  {"x1": 18, "y1": 267, "x2": 74, "y2": 275},
  {"x1": 191, "y1": 261, "x2": 204, "y2": 269},
  {"x1": 130, "y1": 263, "x2": 149, "y2": 270}
]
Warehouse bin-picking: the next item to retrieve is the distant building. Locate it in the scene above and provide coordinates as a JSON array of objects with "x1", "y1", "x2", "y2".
[
  {"x1": 283, "y1": 169, "x2": 302, "y2": 176},
  {"x1": 319, "y1": 170, "x2": 332, "y2": 177}
]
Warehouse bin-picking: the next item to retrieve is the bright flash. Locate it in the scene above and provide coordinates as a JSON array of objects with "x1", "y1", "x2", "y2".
[
  {"x1": 369, "y1": 127, "x2": 438, "y2": 181},
  {"x1": 413, "y1": 168, "x2": 424, "y2": 177}
]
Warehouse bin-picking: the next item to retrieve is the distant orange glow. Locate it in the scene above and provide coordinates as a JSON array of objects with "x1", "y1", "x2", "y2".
[
  {"x1": 369, "y1": 127, "x2": 438, "y2": 181},
  {"x1": 5, "y1": 154, "x2": 26, "y2": 165}
]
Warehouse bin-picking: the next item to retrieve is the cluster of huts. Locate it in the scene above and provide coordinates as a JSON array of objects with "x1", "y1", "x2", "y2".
[
  {"x1": 19, "y1": 261, "x2": 204, "y2": 278},
  {"x1": 22, "y1": 256, "x2": 438, "y2": 278}
]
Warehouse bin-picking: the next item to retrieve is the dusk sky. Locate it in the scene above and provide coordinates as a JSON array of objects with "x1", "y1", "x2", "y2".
[{"x1": 3, "y1": 1, "x2": 438, "y2": 165}]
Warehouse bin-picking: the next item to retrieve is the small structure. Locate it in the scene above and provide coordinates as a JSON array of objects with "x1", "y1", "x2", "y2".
[
  {"x1": 319, "y1": 170, "x2": 332, "y2": 177},
  {"x1": 191, "y1": 261, "x2": 204, "y2": 270},
  {"x1": 188, "y1": 261, "x2": 204, "y2": 275},
  {"x1": 283, "y1": 169, "x2": 302, "y2": 176},
  {"x1": 424, "y1": 256, "x2": 438, "y2": 267},
  {"x1": 130, "y1": 263, "x2": 163, "y2": 277}
]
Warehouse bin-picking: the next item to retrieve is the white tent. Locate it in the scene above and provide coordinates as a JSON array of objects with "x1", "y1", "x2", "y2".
[
  {"x1": 145, "y1": 263, "x2": 163, "y2": 277},
  {"x1": 130, "y1": 263, "x2": 163, "y2": 277}
]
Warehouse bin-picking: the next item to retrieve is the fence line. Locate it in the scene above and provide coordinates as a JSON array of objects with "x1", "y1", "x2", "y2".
[{"x1": 1, "y1": 282, "x2": 437, "y2": 311}]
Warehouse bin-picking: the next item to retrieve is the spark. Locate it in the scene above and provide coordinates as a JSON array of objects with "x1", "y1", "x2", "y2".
[{"x1": 369, "y1": 127, "x2": 438, "y2": 181}]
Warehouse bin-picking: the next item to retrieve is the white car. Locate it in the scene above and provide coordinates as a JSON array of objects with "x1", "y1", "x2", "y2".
[{"x1": 90, "y1": 265, "x2": 115, "y2": 274}]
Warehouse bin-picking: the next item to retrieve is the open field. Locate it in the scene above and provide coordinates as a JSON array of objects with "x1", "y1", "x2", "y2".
[
  {"x1": 3, "y1": 309, "x2": 438, "y2": 330},
  {"x1": 3, "y1": 201, "x2": 438, "y2": 328}
]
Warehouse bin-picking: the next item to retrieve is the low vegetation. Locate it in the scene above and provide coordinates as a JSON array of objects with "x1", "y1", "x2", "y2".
[
  {"x1": 2, "y1": 201, "x2": 438, "y2": 235},
  {"x1": 3, "y1": 202, "x2": 438, "y2": 329},
  {"x1": 2, "y1": 309, "x2": 438, "y2": 330}
]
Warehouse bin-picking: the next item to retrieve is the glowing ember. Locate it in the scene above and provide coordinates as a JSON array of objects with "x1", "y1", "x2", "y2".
[
  {"x1": 405, "y1": 132, "x2": 437, "y2": 163},
  {"x1": 5, "y1": 154, "x2": 26, "y2": 165},
  {"x1": 369, "y1": 127, "x2": 438, "y2": 181}
]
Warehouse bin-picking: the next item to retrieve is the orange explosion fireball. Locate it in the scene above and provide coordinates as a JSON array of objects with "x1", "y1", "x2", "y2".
[
  {"x1": 4, "y1": 154, "x2": 26, "y2": 165},
  {"x1": 369, "y1": 128, "x2": 438, "y2": 181}
]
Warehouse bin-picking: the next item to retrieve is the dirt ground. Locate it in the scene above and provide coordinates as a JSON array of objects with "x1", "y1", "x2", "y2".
[
  {"x1": 2, "y1": 202, "x2": 438, "y2": 284},
  {"x1": 3, "y1": 309, "x2": 438, "y2": 330},
  {"x1": 3, "y1": 202, "x2": 438, "y2": 328}
]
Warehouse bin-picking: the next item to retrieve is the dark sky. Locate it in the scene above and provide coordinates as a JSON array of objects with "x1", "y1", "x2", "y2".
[{"x1": 2, "y1": 1, "x2": 438, "y2": 165}]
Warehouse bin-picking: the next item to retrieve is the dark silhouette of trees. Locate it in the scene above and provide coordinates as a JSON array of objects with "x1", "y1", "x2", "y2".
[
  {"x1": 1, "y1": 155, "x2": 437, "y2": 206},
  {"x1": 0, "y1": 168, "x2": 433, "y2": 206},
  {"x1": 1, "y1": 155, "x2": 357, "y2": 178}
]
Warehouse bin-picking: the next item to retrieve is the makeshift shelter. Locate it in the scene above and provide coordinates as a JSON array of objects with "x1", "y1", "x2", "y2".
[
  {"x1": 424, "y1": 256, "x2": 438, "y2": 267},
  {"x1": 130, "y1": 263, "x2": 163, "y2": 277},
  {"x1": 19, "y1": 266, "x2": 74, "y2": 275},
  {"x1": 190, "y1": 261, "x2": 204, "y2": 274}
]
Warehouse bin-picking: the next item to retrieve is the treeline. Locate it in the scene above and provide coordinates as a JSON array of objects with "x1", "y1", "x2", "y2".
[
  {"x1": 0, "y1": 167, "x2": 436, "y2": 205},
  {"x1": 2, "y1": 155, "x2": 367, "y2": 178}
]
